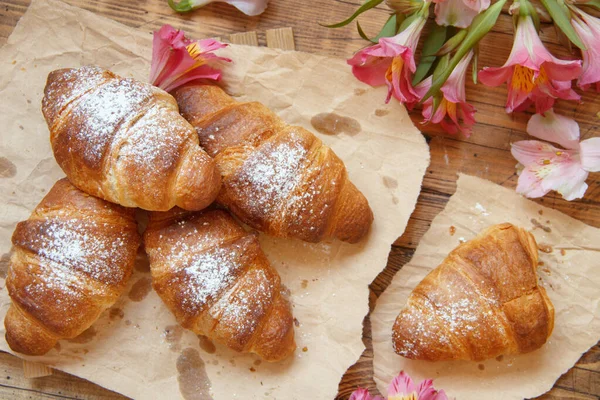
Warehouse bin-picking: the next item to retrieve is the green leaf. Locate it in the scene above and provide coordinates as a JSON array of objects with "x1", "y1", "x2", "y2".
[
  {"x1": 581, "y1": 0, "x2": 600, "y2": 10},
  {"x1": 472, "y1": 45, "x2": 479, "y2": 84},
  {"x1": 357, "y1": 13, "x2": 399, "y2": 43},
  {"x1": 168, "y1": 0, "x2": 195, "y2": 12},
  {"x1": 412, "y1": 24, "x2": 448, "y2": 85},
  {"x1": 436, "y1": 29, "x2": 467, "y2": 56},
  {"x1": 398, "y1": 12, "x2": 419, "y2": 32},
  {"x1": 421, "y1": 0, "x2": 507, "y2": 102},
  {"x1": 321, "y1": 0, "x2": 385, "y2": 28},
  {"x1": 539, "y1": 0, "x2": 586, "y2": 49}
]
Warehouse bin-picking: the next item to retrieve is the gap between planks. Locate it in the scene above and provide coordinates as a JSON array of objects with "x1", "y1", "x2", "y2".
[{"x1": 15, "y1": 25, "x2": 296, "y2": 383}]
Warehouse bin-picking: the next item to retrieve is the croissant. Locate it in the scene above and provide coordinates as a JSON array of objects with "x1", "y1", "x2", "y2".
[
  {"x1": 392, "y1": 223, "x2": 554, "y2": 361},
  {"x1": 4, "y1": 179, "x2": 140, "y2": 355},
  {"x1": 144, "y1": 208, "x2": 296, "y2": 362},
  {"x1": 42, "y1": 66, "x2": 221, "y2": 211},
  {"x1": 172, "y1": 84, "x2": 373, "y2": 243}
]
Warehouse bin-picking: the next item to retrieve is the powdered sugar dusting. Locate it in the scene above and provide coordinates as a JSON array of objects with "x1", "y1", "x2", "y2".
[
  {"x1": 212, "y1": 268, "x2": 273, "y2": 335},
  {"x1": 68, "y1": 78, "x2": 153, "y2": 165},
  {"x1": 33, "y1": 217, "x2": 128, "y2": 285},
  {"x1": 235, "y1": 139, "x2": 307, "y2": 217},
  {"x1": 179, "y1": 247, "x2": 240, "y2": 313},
  {"x1": 117, "y1": 104, "x2": 187, "y2": 183}
]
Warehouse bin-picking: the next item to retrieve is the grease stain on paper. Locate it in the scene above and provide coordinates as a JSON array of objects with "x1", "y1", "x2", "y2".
[
  {"x1": 128, "y1": 277, "x2": 152, "y2": 301},
  {"x1": 198, "y1": 335, "x2": 216, "y2": 354},
  {"x1": 177, "y1": 348, "x2": 212, "y2": 400},
  {"x1": 0, "y1": 157, "x2": 17, "y2": 178},
  {"x1": 311, "y1": 113, "x2": 361, "y2": 136},
  {"x1": 354, "y1": 88, "x2": 366, "y2": 96},
  {"x1": 0, "y1": 253, "x2": 11, "y2": 278},
  {"x1": 538, "y1": 244, "x2": 553, "y2": 254},
  {"x1": 109, "y1": 307, "x2": 124, "y2": 321},
  {"x1": 382, "y1": 176, "x2": 398, "y2": 189},
  {"x1": 164, "y1": 325, "x2": 184, "y2": 351},
  {"x1": 375, "y1": 109, "x2": 390, "y2": 117},
  {"x1": 134, "y1": 250, "x2": 150, "y2": 273},
  {"x1": 68, "y1": 326, "x2": 97, "y2": 344},
  {"x1": 531, "y1": 218, "x2": 551, "y2": 233}
]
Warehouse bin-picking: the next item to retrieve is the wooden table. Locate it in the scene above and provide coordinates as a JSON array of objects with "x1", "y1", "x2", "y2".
[{"x1": 1, "y1": 0, "x2": 599, "y2": 398}]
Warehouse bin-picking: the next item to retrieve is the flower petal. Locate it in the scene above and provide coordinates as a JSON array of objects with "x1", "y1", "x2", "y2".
[
  {"x1": 150, "y1": 25, "x2": 230, "y2": 92},
  {"x1": 511, "y1": 140, "x2": 589, "y2": 200},
  {"x1": 580, "y1": 137, "x2": 600, "y2": 172},
  {"x1": 572, "y1": 11, "x2": 600, "y2": 88},
  {"x1": 526, "y1": 110, "x2": 581, "y2": 149},
  {"x1": 226, "y1": 0, "x2": 269, "y2": 15},
  {"x1": 388, "y1": 371, "x2": 416, "y2": 397},
  {"x1": 441, "y1": 51, "x2": 473, "y2": 103},
  {"x1": 479, "y1": 66, "x2": 514, "y2": 87},
  {"x1": 434, "y1": 0, "x2": 479, "y2": 28}
]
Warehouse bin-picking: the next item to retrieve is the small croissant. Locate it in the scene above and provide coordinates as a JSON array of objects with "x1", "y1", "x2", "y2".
[
  {"x1": 172, "y1": 84, "x2": 373, "y2": 243},
  {"x1": 144, "y1": 208, "x2": 296, "y2": 362},
  {"x1": 393, "y1": 223, "x2": 554, "y2": 361},
  {"x1": 5, "y1": 179, "x2": 140, "y2": 355},
  {"x1": 42, "y1": 66, "x2": 221, "y2": 211}
]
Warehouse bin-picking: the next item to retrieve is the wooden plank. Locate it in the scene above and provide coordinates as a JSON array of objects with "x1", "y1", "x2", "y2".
[
  {"x1": 22, "y1": 360, "x2": 52, "y2": 378},
  {"x1": 0, "y1": 1, "x2": 599, "y2": 399},
  {"x1": 265, "y1": 27, "x2": 295, "y2": 50},
  {"x1": 229, "y1": 31, "x2": 258, "y2": 46},
  {"x1": 0, "y1": 351, "x2": 125, "y2": 399}
]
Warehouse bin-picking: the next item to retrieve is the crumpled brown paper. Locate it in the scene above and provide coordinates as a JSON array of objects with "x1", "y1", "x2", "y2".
[
  {"x1": 371, "y1": 174, "x2": 600, "y2": 400},
  {"x1": 0, "y1": 1, "x2": 430, "y2": 399}
]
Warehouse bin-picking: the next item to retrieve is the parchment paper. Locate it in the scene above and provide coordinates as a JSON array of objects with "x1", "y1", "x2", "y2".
[
  {"x1": 0, "y1": 1, "x2": 430, "y2": 399},
  {"x1": 372, "y1": 174, "x2": 600, "y2": 400}
]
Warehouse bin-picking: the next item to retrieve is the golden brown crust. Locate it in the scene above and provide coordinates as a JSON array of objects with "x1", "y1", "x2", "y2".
[
  {"x1": 144, "y1": 208, "x2": 296, "y2": 362},
  {"x1": 42, "y1": 66, "x2": 221, "y2": 211},
  {"x1": 392, "y1": 223, "x2": 554, "y2": 361},
  {"x1": 4, "y1": 179, "x2": 140, "y2": 355},
  {"x1": 172, "y1": 84, "x2": 373, "y2": 243}
]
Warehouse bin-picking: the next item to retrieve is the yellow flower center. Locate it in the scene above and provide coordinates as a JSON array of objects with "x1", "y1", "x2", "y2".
[
  {"x1": 511, "y1": 65, "x2": 549, "y2": 93},
  {"x1": 386, "y1": 56, "x2": 404, "y2": 83},
  {"x1": 186, "y1": 42, "x2": 207, "y2": 67}
]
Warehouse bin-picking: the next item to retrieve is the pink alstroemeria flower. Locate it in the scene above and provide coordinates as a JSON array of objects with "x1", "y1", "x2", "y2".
[
  {"x1": 347, "y1": 16, "x2": 427, "y2": 104},
  {"x1": 511, "y1": 110, "x2": 600, "y2": 200},
  {"x1": 149, "y1": 24, "x2": 231, "y2": 93},
  {"x1": 349, "y1": 387, "x2": 384, "y2": 400},
  {"x1": 416, "y1": 51, "x2": 476, "y2": 136},
  {"x1": 388, "y1": 371, "x2": 448, "y2": 400},
  {"x1": 170, "y1": 0, "x2": 269, "y2": 16},
  {"x1": 434, "y1": 0, "x2": 489, "y2": 28},
  {"x1": 571, "y1": 9, "x2": 600, "y2": 91},
  {"x1": 479, "y1": 15, "x2": 582, "y2": 114}
]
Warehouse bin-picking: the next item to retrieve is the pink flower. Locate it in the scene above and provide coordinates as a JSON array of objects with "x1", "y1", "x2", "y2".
[
  {"x1": 388, "y1": 371, "x2": 448, "y2": 400},
  {"x1": 169, "y1": 0, "x2": 269, "y2": 16},
  {"x1": 349, "y1": 387, "x2": 384, "y2": 400},
  {"x1": 434, "y1": 0, "x2": 489, "y2": 28},
  {"x1": 478, "y1": 15, "x2": 582, "y2": 114},
  {"x1": 511, "y1": 110, "x2": 600, "y2": 200},
  {"x1": 149, "y1": 24, "x2": 231, "y2": 93},
  {"x1": 571, "y1": 9, "x2": 600, "y2": 91},
  {"x1": 416, "y1": 51, "x2": 476, "y2": 136},
  {"x1": 347, "y1": 16, "x2": 427, "y2": 104}
]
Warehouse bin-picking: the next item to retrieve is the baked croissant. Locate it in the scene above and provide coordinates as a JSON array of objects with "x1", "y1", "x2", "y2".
[
  {"x1": 4, "y1": 179, "x2": 140, "y2": 355},
  {"x1": 172, "y1": 84, "x2": 373, "y2": 243},
  {"x1": 392, "y1": 223, "x2": 554, "y2": 361},
  {"x1": 42, "y1": 66, "x2": 221, "y2": 211},
  {"x1": 144, "y1": 208, "x2": 296, "y2": 362}
]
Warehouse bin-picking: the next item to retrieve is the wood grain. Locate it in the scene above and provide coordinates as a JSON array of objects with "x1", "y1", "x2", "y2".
[{"x1": 0, "y1": 0, "x2": 598, "y2": 399}]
